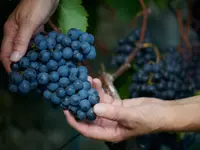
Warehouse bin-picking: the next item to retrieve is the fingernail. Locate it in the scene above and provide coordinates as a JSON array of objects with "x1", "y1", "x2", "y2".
[
  {"x1": 10, "y1": 51, "x2": 21, "y2": 62},
  {"x1": 94, "y1": 104, "x2": 106, "y2": 115}
]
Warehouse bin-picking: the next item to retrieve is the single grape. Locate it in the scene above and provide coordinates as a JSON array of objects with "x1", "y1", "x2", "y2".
[
  {"x1": 59, "y1": 77, "x2": 70, "y2": 87},
  {"x1": 73, "y1": 50, "x2": 83, "y2": 61},
  {"x1": 9, "y1": 72, "x2": 23, "y2": 84},
  {"x1": 8, "y1": 84, "x2": 18, "y2": 93},
  {"x1": 29, "y1": 62, "x2": 40, "y2": 70},
  {"x1": 56, "y1": 87, "x2": 66, "y2": 98},
  {"x1": 18, "y1": 80, "x2": 30, "y2": 94},
  {"x1": 19, "y1": 57, "x2": 30, "y2": 68},
  {"x1": 52, "y1": 50, "x2": 62, "y2": 61},
  {"x1": 76, "y1": 110, "x2": 86, "y2": 121},
  {"x1": 85, "y1": 46, "x2": 96, "y2": 60},
  {"x1": 56, "y1": 34, "x2": 65, "y2": 43},
  {"x1": 57, "y1": 65, "x2": 69, "y2": 77},
  {"x1": 83, "y1": 81, "x2": 91, "y2": 90},
  {"x1": 39, "y1": 65, "x2": 48, "y2": 72},
  {"x1": 66, "y1": 61, "x2": 76, "y2": 68},
  {"x1": 86, "y1": 108, "x2": 96, "y2": 121},
  {"x1": 11, "y1": 63, "x2": 19, "y2": 71},
  {"x1": 34, "y1": 34, "x2": 45, "y2": 44},
  {"x1": 88, "y1": 34, "x2": 94, "y2": 44},
  {"x1": 37, "y1": 73, "x2": 49, "y2": 85},
  {"x1": 61, "y1": 96, "x2": 70, "y2": 108},
  {"x1": 67, "y1": 28, "x2": 81, "y2": 40},
  {"x1": 27, "y1": 50, "x2": 39, "y2": 61},
  {"x1": 24, "y1": 68, "x2": 37, "y2": 81},
  {"x1": 70, "y1": 94, "x2": 81, "y2": 106},
  {"x1": 79, "y1": 73, "x2": 88, "y2": 81},
  {"x1": 39, "y1": 50, "x2": 51, "y2": 62},
  {"x1": 66, "y1": 85, "x2": 76, "y2": 96},
  {"x1": 49, "y1": 71, "x2": 59, "y2": 82},
  {"x1": 88, "y1": 95, "x2": 99, "y2": 105},
  {"x1": 62, "y1": 47, "x2": 73, "y2": 59},
  {"x1": 30, "y1": 80, "x2": 38, "y2": 90},
  {"x1": 79, "y1": 99, "x2": 91, "y2": 112},
  {"x1": 78, "y1": 89, "x2": 89, "y2": 99},
  {"x1": 73, "y1": 80, "x2": 83, "y2": 90},
  {"x1": 38, "y1": 40, "x2": 47, "y2": 50},
  {"x1": 48, "y1": 31, "x2": 57, "y2": 38},
  {"x1": 71, "y1": 41, "x2": 80, "y2": 50},
  {"x1": 51, "y1": 93, "x2": 61, "y2": 104},
  {"x1": 68, "y1": 105, "x2": 79, "y2": 115},
  {"x1": 79, "y1": 32, "x2": 90, "y2": 43},
  {"x1": 78, "y1": 66, "x2": 88, "y2": 73},
  {"x1": 88, "y1": 88, "x2": 99, "y2": 96},
  {"x1": 55, "y1": 44, "x2": 63, "y2": 51},
  {"x1": 80, "y1": 42, "x2": 91, "y2": 54},
  {"x1": 58, "y1": 59, "x2": 66, "y2": 66},
  {"x1": 43, "y1": 90, "x2": 52, "y2": 100},
  {"x1": 62, "y1": 36, "x2": 71, "y2": 47},
  {"x1": 47, "y1": 60, "x2": 58, "y2": 71},
  {"x1": 69, "y1": 68, "x2": 78, "y2": 82},
  {"x1": 47, "y1": 83, "x2": 59, "y2": 92}
]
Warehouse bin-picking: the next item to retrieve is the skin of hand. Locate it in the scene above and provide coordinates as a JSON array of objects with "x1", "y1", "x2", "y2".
[
  {"x1": 65, "y1": 77, "x2": 171, "y2": 142},
  {"x1": 0, "y1": 0, "x2": 59, "y2": 72}
]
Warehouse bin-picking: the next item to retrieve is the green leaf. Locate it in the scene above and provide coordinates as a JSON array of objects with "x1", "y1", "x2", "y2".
[
  {"x1": 105, "y1": 0, "x2": 149, "y2": 20},
  {"x1": 195, "y1": 90, "x2": 200, "y2": 96},
  {"x1": 153, "y1": 0, "x2": 168, "y2": 9},
  {"x1": 114, "y1": 69, "x2": 134, "y2": 99},
  {"x1": 56, "y1": 0, "x2": 88, "y2": 33}
]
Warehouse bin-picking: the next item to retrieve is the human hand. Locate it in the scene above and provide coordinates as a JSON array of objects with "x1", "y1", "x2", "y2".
[
  {"x1": 0, "y1": 0, "x2": 59, "y2": 72},
  {"x1": 65, "y1": 77, "x2": 170, "y2": 142}
]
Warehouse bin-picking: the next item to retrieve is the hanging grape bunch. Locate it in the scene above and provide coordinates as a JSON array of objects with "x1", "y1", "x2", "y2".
[
  {"x1": 111, "y1": 27, "x2": 198, "y2": 149},
  {"x1": 129, "y1": 47, "x2": 196, "y2": 100},
  {"x1": 8, "y1": 28, "x2": 99, "y2": 121},
  {"x1": 112, "y1": 28, "x2": 156, "y2": 68}
]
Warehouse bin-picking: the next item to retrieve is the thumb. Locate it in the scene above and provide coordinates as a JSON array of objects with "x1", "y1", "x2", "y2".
[
  {"x1": 94, "y1": 103, "x2": 130, "y2": 122},
  {"x1": 10, "y1": 22, "x2": 37, "y2": 62}
]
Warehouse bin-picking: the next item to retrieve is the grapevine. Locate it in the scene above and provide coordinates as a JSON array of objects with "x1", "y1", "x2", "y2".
[{"x1": 3, "y1": 0, "x2": 200, "y2": 149}]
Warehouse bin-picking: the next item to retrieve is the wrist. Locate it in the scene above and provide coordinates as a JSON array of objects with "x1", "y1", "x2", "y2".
[{"x1": 159, "y1": 97, "x2": 200, "y2": 132}]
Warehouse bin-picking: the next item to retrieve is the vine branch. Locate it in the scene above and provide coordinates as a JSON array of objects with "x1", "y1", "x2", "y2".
[
  {"x1": 186, "y1": 0, "x2": 192, "y2": 38},
  {"x1": 176, "y1": 9, "x2": 192, "y2": 50},
  {"x1": 48, "y1": 20, "x2": 61, "y2": 33},
  {"x1": 111, "y1": 0, "x2": 148, "y2": 80}
]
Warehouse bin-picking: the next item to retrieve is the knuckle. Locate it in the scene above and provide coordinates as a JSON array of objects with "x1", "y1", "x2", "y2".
[
  {"x1": 14, "y1": 36, "x2": 26, "y2": 46},
  {"x1": 3, "y1": 21, "x2": 17, "y2": 34}
]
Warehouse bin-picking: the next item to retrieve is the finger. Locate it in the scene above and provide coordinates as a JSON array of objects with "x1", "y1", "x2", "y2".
[
  {"x1": 88, "y1": 76, "x2": 93, "y2": 84},
  {"x1": 64, "y1": 110, "x2": 111, "y2": 140},
  {"x1": 33, "y1": 25, "x2": 45, "y2": 35},
  {"x1": 122, "y1": 97, "x2": 160, "y2": 107},
  {"x1": 10, "y1": 21, "x2": 37, "y2": 62},
  {"x1": 0, "y1": 20, "x2": 17, "y2": 72},
  {"x1": 92, "y1": 78, "x2": 104, "y2": 93},
  {"x1": 94, "y1": 103, "x2": 130, "y2": 122}
]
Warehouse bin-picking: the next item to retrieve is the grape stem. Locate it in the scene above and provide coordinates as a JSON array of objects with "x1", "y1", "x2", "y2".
[
  {"x1": 47, "y1": 20, "x2": 61, "y2": 33},
  {"x1": 186, "y1": 0, "x2": 192, "y2": 38},
  {"x1": 100, "y1": 64, "x2": 121, "y2": 100},
  {"x1": 143, "y1": 43, "x2": 161, "y2": 63},
  {"x1": 111, "y1": 0, "x2": 148, "y2": 80},
  {"x1": 129, "y1": 9, "x2": 151, "y2": 28},
  {"x1": 176, "y1": 9, "x2": 192, "y2": 50}
]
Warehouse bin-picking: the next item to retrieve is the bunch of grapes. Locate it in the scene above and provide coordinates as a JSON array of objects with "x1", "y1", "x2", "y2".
[
  {"x1": 129, "y1": 48, "x2": 196, "y2": 100},
  {"x1": 8, "y1": 28, "x2": 99, "y2": 121},
  {"x1": 111, "y1": 28, "x2": 156, "y2": 68}
]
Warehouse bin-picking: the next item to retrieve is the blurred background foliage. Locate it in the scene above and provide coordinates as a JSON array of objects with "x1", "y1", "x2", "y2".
[{"x1": 0, "y1": 0, "x2": 200, "y2": 149}]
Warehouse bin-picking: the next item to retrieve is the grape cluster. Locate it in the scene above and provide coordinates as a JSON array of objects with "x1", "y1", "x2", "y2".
[
  {"x1": 8, "y1": 28, "x2": 99, "y2": 121},
  {"x1": 111, "y1": 28, "x2": 156, "y2": 68},
  {"x1": 129, "y1": 48, "x2": 196, "y2": 100}
]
